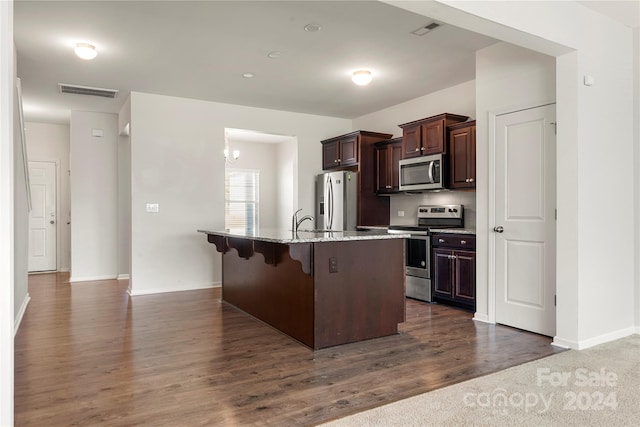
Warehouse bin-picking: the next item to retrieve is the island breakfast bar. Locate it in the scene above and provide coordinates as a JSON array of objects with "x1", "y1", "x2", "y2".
[{"x1": 198, "y1": 229, "x2": 408, "y2": 349}]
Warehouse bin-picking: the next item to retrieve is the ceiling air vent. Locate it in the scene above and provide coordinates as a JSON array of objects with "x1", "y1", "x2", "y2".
[
  {"x1": 58, "y1": 83, "x2": 119, "y2": 99},
  {"x1": 411, "y1": 22, "x2": 441, "y2": 36}
]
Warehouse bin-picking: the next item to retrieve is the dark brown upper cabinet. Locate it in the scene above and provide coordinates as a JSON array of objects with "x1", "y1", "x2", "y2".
[
  {"x1": 448, "y1": 120, "x2": 476, "y2": 190},
  {"x1": 322, "y1": 134, "x2": 358, "y2": 169},
  {"x1": 320, "y1": 130, "x2": 393, "y2": 226},
  {"x1": 398, "y1": 113, "x2": 469, "y2": 159},
  {"x1": 374, "y1": 137, "x2": 403, "y2": 194}
]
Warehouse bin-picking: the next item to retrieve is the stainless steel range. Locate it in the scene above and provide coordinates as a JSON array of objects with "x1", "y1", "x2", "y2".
[{"x1": 388, "y1": 205, "x2": 464, "y2": 302}]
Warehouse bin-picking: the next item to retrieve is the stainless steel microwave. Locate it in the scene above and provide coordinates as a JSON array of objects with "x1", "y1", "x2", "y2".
[{"x1": 399, "y1": 153, "x2": 445, "y2": 191}]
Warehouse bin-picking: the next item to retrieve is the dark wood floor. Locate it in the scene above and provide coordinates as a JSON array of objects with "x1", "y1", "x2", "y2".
[{"x1": 15, "y1": 273, "x2": 562, "y2": 426}]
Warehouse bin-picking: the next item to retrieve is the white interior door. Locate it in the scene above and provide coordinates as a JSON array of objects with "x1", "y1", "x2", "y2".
[
  {"x1": 28, "y1": 161, "x2": 57, "y2": 272},
  {"x1": 494, "y1": 104, "x2": 556, "y2": 336}
]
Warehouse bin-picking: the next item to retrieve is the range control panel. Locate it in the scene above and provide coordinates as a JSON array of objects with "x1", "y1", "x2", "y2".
[{"x1": 417, "y1": 204, "x2": 463, "y2": 219}]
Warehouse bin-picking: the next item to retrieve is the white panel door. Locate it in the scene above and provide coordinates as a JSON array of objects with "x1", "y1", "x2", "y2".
[
  {"x1": 28, "y1": 161, "x2": 57, "y2": 272},
  {"x1": 494, "y1": 104, "x2": 556, "y2": 336}
]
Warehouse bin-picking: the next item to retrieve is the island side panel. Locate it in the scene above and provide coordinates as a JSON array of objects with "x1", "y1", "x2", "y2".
[
  {"x1": 313, "y1": 239, "x2": 405, "y2": 349},
  {"x1": 222, "y1": 242, "x2": 314, "y2": 348}
]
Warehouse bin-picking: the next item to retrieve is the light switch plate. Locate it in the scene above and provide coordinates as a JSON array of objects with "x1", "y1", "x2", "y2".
[
  {"x1": 398, "y1": 210, "x2": 405, "y2": 217},
  {"x1": 146, "y1": 203, "x2": 159, "y2": 213}
]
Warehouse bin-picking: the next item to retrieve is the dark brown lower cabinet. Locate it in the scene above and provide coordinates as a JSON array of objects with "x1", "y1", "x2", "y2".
[{"x1": 432, "y1": 235, "x2": 476, "y2": 311}]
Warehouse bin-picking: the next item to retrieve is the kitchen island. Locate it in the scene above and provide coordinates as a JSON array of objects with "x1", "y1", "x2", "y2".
[{"x1": 198, "y1": 228, "x2": 408, "y2": 349}]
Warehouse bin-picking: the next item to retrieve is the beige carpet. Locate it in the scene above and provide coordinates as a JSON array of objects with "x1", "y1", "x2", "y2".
[{"x1": 322, "y1": 335, "x2": 640, "y2": 426}]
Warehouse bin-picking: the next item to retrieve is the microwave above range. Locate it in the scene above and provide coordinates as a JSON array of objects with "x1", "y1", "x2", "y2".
[{"x1": 399, "y1": 153, "x2": 445, "y2": 191}]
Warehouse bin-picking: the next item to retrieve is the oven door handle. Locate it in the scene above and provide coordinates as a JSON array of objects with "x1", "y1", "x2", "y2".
[{"x1": 406, "y1": 235, "x2": 430, "y2": 240}]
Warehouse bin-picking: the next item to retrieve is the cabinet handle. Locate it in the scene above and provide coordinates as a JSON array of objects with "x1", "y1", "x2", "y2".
[
  {"x1": 337, "y1": 159, "x2": 341, "y2": 162},
  {"x1": 386, "y1": 185, "x2": 392, "y2": 189},
  {"x1": 468, "y1": 178, "x2": 475, "y2": 183},
  {"x1": 415, "y1": 148, "x2": 419, "y2": 152},
  {"x1": 465, "y1": 179, "x2": 469, "y2": 183},
  {"x1": 334, "y1": 159, "x2": 338, "y2": 163},
  {"x1": 420, "y1": 147, "x2": 424, "y2": 151},
  {"x1": 438, "y1": 239, "x2": 445, "y2": 243},
  {"x1": 460, "y1": 240, "x2": 467, "y2": 245}
]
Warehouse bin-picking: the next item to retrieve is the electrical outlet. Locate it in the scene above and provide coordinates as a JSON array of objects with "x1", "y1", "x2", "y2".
[
  {"x1": 146, "y1": 203, "x2": 159, "y2": 213},
  {"x1": 329, "y1": 257, "x2": 338, "y2": 273},
  {"x1": 398, "y1": 210, "x2": 405, "y2": 217}
]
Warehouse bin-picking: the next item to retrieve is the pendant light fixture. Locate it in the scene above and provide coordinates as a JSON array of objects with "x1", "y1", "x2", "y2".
[{"x1": 224, "y1": 130, "x2": 240, "y2": 163}]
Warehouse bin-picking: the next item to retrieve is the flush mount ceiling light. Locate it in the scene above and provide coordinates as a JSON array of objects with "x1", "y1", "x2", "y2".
[
  {"x1": 352, "y1": 70, "x2": 373, "y2": 86},
  {"x1": 242, "y1": 72, "x2": 255, "y2": 78},
  {"x1": 74, "y1": 42, "x2": 97, "y2": 60}
]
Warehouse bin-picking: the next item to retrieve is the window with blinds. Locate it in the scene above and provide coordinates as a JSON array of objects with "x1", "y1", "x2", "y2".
[{"x1": 225, "y1": 169, "x2": 259, "y2": 231}]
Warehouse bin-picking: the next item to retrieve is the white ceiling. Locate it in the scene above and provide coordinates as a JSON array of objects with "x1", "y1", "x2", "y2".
[
  {"x1": 578, "y1": 1, "x2": 640, "y2": 28},
  {"x1": 14, "y1": 1, "x2": 638, "y2": 125},
  {"x1": 14, "y1": 1, "x2": 498, "y2": 124}
]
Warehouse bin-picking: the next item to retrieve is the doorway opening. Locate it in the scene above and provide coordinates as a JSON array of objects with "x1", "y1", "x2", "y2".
[{"x1": 223, "y1": 128, "x2": 298, "y2": 230}]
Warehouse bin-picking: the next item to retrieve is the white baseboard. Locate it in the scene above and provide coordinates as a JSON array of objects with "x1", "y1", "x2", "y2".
[
  {"x1": 14, "y1": 293, "x2": 30, "y2": 336},
  {"x1": 551, "y1": 337, "x2": 573, "y2": 349},
  {"x1": 635, "y1": 326, "x2": 640, "y2": 335},
  {"x1": 472, "y1": 313, "x2": 491, "y2": 323},
  {"x1": 69, "y1": 274, "x2": 117, "y2": 283},
  {"x1": 117, "y1": 274, "x2": 130, "y2": 280},
  {"x1": 59, "y1": 267, "x2": 70, "y2": 272},
  {"x1": 554, "y1": 327, "x2": 636, "y2": 350},
  {"x1": 128, "y1": 281, "x2": 221, "y2": 296}
]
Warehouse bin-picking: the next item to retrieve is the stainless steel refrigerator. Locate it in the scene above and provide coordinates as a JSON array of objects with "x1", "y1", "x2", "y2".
[{"x1": 316, "y1": 171, "x2": 358, "y2": 231}]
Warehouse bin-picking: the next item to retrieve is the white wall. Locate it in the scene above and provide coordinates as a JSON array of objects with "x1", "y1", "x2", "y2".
[
  {"x1": 70, "y1": 111, "x2": 119, "y2": 282},
  {"x1": 118, "y1": 96, "x2": 131, "y2": 282},
  {"x1": 565, "y1": 8, "x2": 634, "y2": 347},
  {"x1": 224, "y1": 140, "x2": 278, "y2": 228},
  {"x1": 1, "y1": 2, "x2": 14, "y2": 424},
  {"x1": 276, "y1": 137, "x2": 297, "y2": 230},
  {"x1": 13, "y1": 80, "x2": 29, "y2": 336},
  {"x1": 475, "y1": 41, "x2": 556, "y2": 323},
  {"x1": 24, "y1": 122, "x2": 71, "y2": 272},
  {"x1": 390, "y1": 0, "x2": 635, "y2": 349},
  {"x1": 634, "y1": 27, "x2": 640, "y2": 333},
  {"x1": 117, "y1": 135, "x2": 131, "y2": 279},
  {"x1": 353, "y1": 79, "x2": 477, "y2": 227},
  {"x1": 353, "y1": 80, "x2": 476, "y2": 139},
  {"x1": 129, "y1": 92, "x2": 351, "y2": 295}
]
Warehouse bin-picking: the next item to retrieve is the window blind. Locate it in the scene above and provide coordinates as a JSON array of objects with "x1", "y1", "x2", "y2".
[{"x1": 225, "y1": 169, "x2": 259, "y2": 231}]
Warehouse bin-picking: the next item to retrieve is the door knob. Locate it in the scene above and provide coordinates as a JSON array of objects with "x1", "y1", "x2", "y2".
[
  {"x1": 50, "y1": 220, "x2": 55, "y2": 224},
  {"x1": 493, "y1": 226, "x2": 504, "y2": 233}
]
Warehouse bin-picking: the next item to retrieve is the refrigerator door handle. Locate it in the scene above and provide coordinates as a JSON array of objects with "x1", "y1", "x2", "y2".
[{"x1": 328, "y1": 176, "x2": 333, "y2": 229}]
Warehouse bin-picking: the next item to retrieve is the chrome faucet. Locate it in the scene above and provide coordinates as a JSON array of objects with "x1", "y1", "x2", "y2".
[{"x1": 292, "y1": 209, "x2": 314, "y2": 233}]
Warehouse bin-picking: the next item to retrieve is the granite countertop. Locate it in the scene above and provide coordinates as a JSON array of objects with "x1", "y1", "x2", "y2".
[
  {"x1": 198, "y1": 228, "x2": 409, "y2": 244},
  {"x1": 429, "y1": 228, "x2": 476, "y2": 235}
]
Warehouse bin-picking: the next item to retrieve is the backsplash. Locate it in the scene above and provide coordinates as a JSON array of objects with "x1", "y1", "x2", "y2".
[{"x1": 389, "y1": 191, "x2": 476, "y2": 230}]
